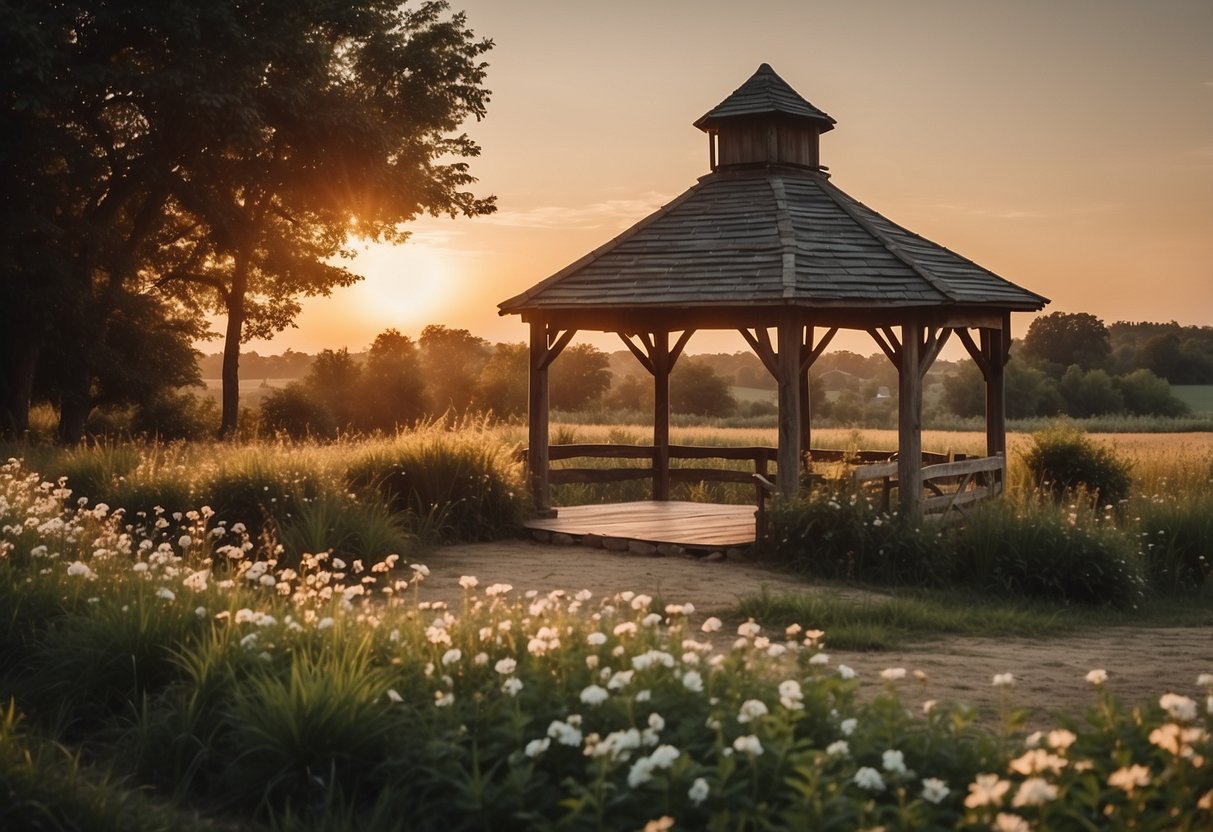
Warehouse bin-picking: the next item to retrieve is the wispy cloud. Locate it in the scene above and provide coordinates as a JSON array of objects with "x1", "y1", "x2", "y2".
[
  {"x1": 916, "y1": 201, "x2": 1121, "y2": 221},
  {"x1": 483, "y1": 191, "x2": 675, "y2": 230}
]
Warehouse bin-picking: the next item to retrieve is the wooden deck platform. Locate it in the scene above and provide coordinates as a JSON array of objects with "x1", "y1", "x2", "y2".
[{"x1": 522, "y1": 501, "x2": 757, "y2": 550}]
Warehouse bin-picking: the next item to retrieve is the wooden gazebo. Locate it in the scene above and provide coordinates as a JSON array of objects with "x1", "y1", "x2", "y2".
[{"x1": 500, "y1": 64, "x2": 1048, "y2": 533}]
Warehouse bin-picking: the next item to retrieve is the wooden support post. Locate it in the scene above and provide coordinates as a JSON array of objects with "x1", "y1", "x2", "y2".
[
  {"x1": 897, "y1": 319, "x2": 924, "y2": 512},
  {"x1": 798, "y1": 368, "x2": 811, "y2": 457},
  {"x1": 776, "y1": 314, "x2": 803, "y2": 499},
  {"x1": 528, "y1": 321, "x2": 553, "y2": 515},
  {"x1": 985, "y1": 314, "x2": 1011, "y2": 457},
  {"x1": 653, "y1": 331, "x2": 671, "y2": 501}
]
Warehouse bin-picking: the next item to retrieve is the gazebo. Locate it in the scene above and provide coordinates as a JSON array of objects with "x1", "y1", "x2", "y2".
[{"x1": 499, "y1": 64, "x2": 1048, "y2": 539}]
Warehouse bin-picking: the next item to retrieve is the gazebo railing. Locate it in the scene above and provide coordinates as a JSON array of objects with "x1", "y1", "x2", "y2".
[{"x1": 852, "y1": 453, "x2": 1005, "y2": 517}]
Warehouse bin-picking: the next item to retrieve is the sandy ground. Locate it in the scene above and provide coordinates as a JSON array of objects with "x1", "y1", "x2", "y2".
[{"x1": 417, "y1": 538, "x2": 1212, "y2": 725}]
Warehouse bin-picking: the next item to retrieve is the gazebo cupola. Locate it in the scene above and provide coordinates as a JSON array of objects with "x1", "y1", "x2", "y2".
[{"x1": 693, "y1": 63, "x2": 836, "y2": 171}]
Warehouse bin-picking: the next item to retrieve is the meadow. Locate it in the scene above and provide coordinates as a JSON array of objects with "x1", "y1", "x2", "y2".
[{"x1": 1, "y1": 423, "x2": 1211, "y2": 830}]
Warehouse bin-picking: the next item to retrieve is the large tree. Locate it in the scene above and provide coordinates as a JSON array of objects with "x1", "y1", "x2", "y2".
[
  {"x1": 2, "y1": 0, "x2": 495, "y2": 439},
  {"x1": 1021, "y1": 312, "x2": 1112, "y2": 375}
]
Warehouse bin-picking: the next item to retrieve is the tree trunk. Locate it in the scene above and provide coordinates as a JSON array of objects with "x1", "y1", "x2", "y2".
[
  {"x1": 0, "y1": 332, "x2": 40, "y2": 439},
  {"x1": 219, "y1": 258, "x2": 248, "y2": 438},
  {"x1": 56, "y1": 360, "x2": 95, "y2": 444}
]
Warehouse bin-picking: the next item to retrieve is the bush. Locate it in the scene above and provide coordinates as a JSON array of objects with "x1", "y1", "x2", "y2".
[
  {"x1": 1022, "y1": 425, "x2": 1133, "y2": 507},
  {"x1": 260, "y1": 384, "x2": 338, "y2": 439},
  {"x1": 1134, "y1": 493, "x2": 1213, "y2": 594},
  {"x1": 949, "y1": 500, "x2": 1145, "y2": 608}
]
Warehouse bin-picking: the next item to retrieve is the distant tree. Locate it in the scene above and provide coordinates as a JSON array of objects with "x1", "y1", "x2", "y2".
[
  {"x1": 260, "y1": 384, "x2": 338, "y2": 439},
  {"x1": 941, "y1": 357, "x2": 1062, "y2": 419},
  {"x1": 419, "y1": 325, "x2": 490, "y2": 415},
  {"x1": 1115, "y1": 369, "x2": 1189, "y2": 417},
  {"x1": 1059, "y1": 365, "x2": 1123, "y2": 417},
  {"x1": 1021, "y1": 312, "x2": 1111, "y2": 374},
  {"x1": 1142, "y1": 332, "x2": 1213, "y2": 384},
  {"x1": 550, "y1": 344, "x2": 612, "y2": 411},
  {"x1": 303, "y1": 349, "x2": 362, "y2": 429},
  {"x1": 476, "y1": 343, "x2": 528, "y2": 418},
  {"x1": 357, "y1": 329, "x2": 427, "y2": 431},
  {"x1": 604, "y1": 374, "x2": 652, "y2": 412},
  {"x1": 670, "y1": 360, "x2": 736, "y2": 417}
]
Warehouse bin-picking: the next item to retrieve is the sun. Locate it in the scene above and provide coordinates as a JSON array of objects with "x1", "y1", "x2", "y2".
[{"x1": 347, "y1": 236, "x2": 465, "y2": 331}]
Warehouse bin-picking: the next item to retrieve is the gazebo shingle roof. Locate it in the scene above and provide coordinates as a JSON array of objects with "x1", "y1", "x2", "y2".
[
  {"x1": 499, "y1": 166, "x2": 1049, "y2": 314},
  {"x1": 693, "y1": 63, "x2": 835, "y2": 131}
]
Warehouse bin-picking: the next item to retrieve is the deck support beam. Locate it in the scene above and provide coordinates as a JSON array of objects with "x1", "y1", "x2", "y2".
[
  {"x1": 776, "y1": 313, "x2": 803, "y2": 498},
  {"x1": 527, "y1": 322, "x2": 574, "y2": 516},
  {"x1": 897, "y1": 319, "x2": 924, "y2": 512}
]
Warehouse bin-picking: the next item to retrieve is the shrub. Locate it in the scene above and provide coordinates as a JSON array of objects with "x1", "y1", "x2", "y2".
[
  {"x1": 260, "y1": 384, "x2": 338, "y2": 440},
  {"x1": 1022, "y1": 425, "x2": 1133, "y2": 506},
  {"x1": 346, "y1": 426, "x2": 525, "y2": 542},
  {"x1": 1133, "y1": 493, "x2": 1213, "y2": 594},
  {"x1": 949, "y1": 500, "x2": 1145, "y2": 608}
]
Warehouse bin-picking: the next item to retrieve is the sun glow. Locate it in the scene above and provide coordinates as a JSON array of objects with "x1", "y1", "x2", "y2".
[{"x1": 346, "y1": 235, "x2": 468, "y2": 332}]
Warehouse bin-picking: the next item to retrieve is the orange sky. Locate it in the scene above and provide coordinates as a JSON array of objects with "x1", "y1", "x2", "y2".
[{"x1": 230, "y1": 0, "x2": 1213, "y2": 360}]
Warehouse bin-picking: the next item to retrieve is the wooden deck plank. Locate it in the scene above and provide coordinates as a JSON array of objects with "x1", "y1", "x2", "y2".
[{"x1": 522, "y1": 501, "x2": 757, "y2": 549}]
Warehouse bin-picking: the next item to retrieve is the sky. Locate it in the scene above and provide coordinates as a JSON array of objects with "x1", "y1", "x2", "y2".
[{"x1": 228, "y1": 0, "x2": 1213, "y2": 360}]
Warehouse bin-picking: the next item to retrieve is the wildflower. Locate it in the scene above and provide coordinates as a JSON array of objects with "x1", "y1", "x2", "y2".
[
  {"x1": 701, "y1": 617, "x2": 722, "y2": 633},
  {"x1": 921, "y1": 777, "x2": 949, "y2": 804},
  {"x1": 641, "y1": 612, "x2": 663, "y2": 628},
  {"x1": 840, "y1": 718, "x2": 857, "y2": 736},
  {"x1": 965, "y1": 773, "x2": 1011, "y2": 808},
  {"x1": 317, "y1": 617, "x2": 335, "y2": 630},
  {"x1": 459, "y1": 575, "x2": 478, "y2": 590},
  {"x1": 177, "y1": 534, "x2": 192, "y2": 549},
  {"x1": 580, "y1": 684, "x2": 609, "y2": 706},
  {"x1": 1160, "y1": 692, "x2": 1198, "y2": 722},
  {"x1": 838, "y1": 664, "x2": 856, "y2": 680},
  {"x1": 1107, "y1": 764, "x2": 1151, "y2": 793},
  {"x1": 1086, "y1": 668, "x2": 1108, "y2": 685},
  {"x1": 1012, "y1": 777, "x2": 1058, "y2": 807},
  {"x1": 502, "y1": 677, "x2": 523, "y2": 696},
  {"x1": 1198, "y1": 673, "x2": 1213, "y2": 687},
  {"x1": 495, "y1": 657, "x2": 517, "y2": 675},
  {"x1": 993, "y1": 814, "x2": 1030, "y2": 832},
  {"x1": 155, "y1": 587, "x2": 176, "y2": 601},
  {"x1": 1009, "y1": 749, "x2": 1067, "y2": 776},
  {"x1": 630, "y1": 594, "x2": 652, "y2": 610},
  {"x1": 1046, "y1": 729, "x2": 1076, "y2": 751},
  {"x1": 853, "y1": 767, "x2": 885, "y2": 791},
  {"x1": 613, "y1": 622, "x2": 638, "y2": 638},
  {"x1": 737, "y1": 699, "x2": 769, "y2": 723},
  {"x1": 525, "y1": 737, "x2": 550, "y2": 758},
  {"x1": 778, "y1": 679, "x2": 804, "y2": 710},
  {"x1": 194, "y1": 606, "x2": 207, "y2": 618},
  {"x1": 586, "y1": 631, "x2": 607, "y2": 646},
  {"x1": 923, "y1": 699, "x2": 938, "y2": 714},
  {"x1": 682, "y1": 670, "x2": 704, "y2": 693},
  {"x1": 485, "y1": 582, "x2": 513, "y2": 596},
  {"x1": 66, "y1": 561, "x2": 95, "y2": 579},
  {"x1": 737, "y1": 620, "x2": 761, "y2": 638},
  {"x1": 732, "y1": 735, "x2": 763, "y2": 756},
  {"x1": 386, "y1": 689, "x2": 403, "y2": 704},
  {"x1": 628, "y1": 756, "x2": 656, "y2": 787},
  {"x1": 826, "y1": 740, "x2": 849, "y2": 757},
  {"x1": 882, "y1": 749, "x2": 907, "y2": 775},
  {"x1": 641, "y1": 818, "x2": 673, "y2": 832},
  {"x1": 688, "y1": 777, "x2": 710, "y2": 806},
  {"x1": 547, "y1": 719, "x2": 582, "y2": 746},
  {"x1": 809, "y1": 652, "x2": 830, "y2": 666},
  {"x1": 607, "y1": 669, "x2": 635, "y2": 690},
  {"x1": 992, "y1": 672, "x2": 1015, "y2": 687},
  {"x1": 441, "y1": 648, "x2": 462, "y2": 666},
  {"x1": 434, "y1": 691, "x2": 454, "y2": 708},
  {"x1": 880, "y1": 667, "x2": 906, "y2": 682}
]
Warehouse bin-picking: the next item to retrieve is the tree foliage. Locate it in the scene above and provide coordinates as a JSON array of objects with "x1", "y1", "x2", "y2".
[
  {"x1": 670, "y1": 359, "x2": 736, "y2": 417},
  {"x1": 1021, "y1": 312, "x2": 1111, "y2": 374}
]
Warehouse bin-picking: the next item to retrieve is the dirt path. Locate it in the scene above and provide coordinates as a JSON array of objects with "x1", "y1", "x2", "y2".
[{"x1": 418, "y1": 539, "x2": 1212, "y2": 723}]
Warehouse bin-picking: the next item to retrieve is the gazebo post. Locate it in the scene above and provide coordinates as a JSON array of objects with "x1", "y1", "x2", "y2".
[
  {"x1": 652, "y1": 330, "x2": 671, "y2": 501},
  {"x1": 527, "y1": 320, "x2": 553, "y2": 515},
  {"x1": 777, "y1": 313, "x2": 803, "y2": 498},
  {"x1": 897, "y1": 319, "x2": 924, "y2": 511},
  {"x1": 985, "y1": 314, "x2": 1011, "y2": 457}
]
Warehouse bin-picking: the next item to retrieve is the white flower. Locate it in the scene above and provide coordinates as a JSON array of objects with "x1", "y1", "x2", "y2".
[
  {"x1": 1086, "y1": 668, "x2": 1108, "y2": 685},
  {"x1": 525, "y1": 737, "x2": 550, "y2": 758},
  {"x1": 586, "y1": 632, "x2": 607, "y2": 646},
  {"x1": 580, "y1": 684, "x2": 609, "y2": 706},
  {"x1": 317, "y1": 617, "x2": 335, "y2": 630},
  {"x1": 809, "y1": 652, "x2": 829, "y2": 665},
  {"x1": 441, "y1": 648, "x2": 462, "y2": 666},
  {"x1": 682, "y1": 670, "x2": 704, "y2": 693},
  {"x1": 459, "y1": 575, "x2": 478, "y2": 590},
  {"x1": 386, "y1": 688, "x2": 403, "y2": 703},
  {"x1": 627, "y1": 756, "x2": 656, "y2": 787},
  {"x1": 1197, "y1": 673, "x2": 1213, "y2": 687},
  {"x1": 1159, "y1": 693, "x2": 1198, "y2": 722},
  {"x1": 992, "y1": 672, "x2": 1016, "y2": 687},
  {"x1": 1107, "y1": 764, "x2": 1151, "y2": 793},
  {"x1": 547, "y1": 720, "x2": 582, "y2": 746},
  {"x1": 155, "y1": 587, "x2": 176, "y2": 601},
  {"x1": 700, "y1": 617, "x2": 722, "y2": 633},
  {"x1": 177, "y1": 534, "x2": 192, "y2": 549},
  {"x1": 840, "y1": 718, "x2": 857, "y2": 736},
  {"x1": 965, "y1": 773, "x2": 1011, "y2": 808},
  {"x1": 737, "y1": 620, "x2": 761, "y2": 638},
  {"x1": 921, "y1": 777, "x2": 949, "y2": 804},
  {"x1": 732, "y1": 734, "x2": 763, "y2": 756},
  {"x1": 688, "y1": 777, "x2": 710, "y2": 806},
  {"x1": 778, "y1": 679, "x2": 804, "y2": 710},
  {"x1": 1011, "y1": 777, "x2": 1058, "y2": 807},
  {"x1": 993, "y1": 813, "x2": 1030, "y2": 832},
  {"x1": 485, "y1": 582, "x2": 513, "y2": 596},
  {"x1": 641, "y1": 612, "x2": 663, "y2": 628},
  {"x1": 495, "y1": 657, "x2": 517, "y2": 675},
  {"x1": 838, "y1": 664, "x2": 856, "y2": 680},
  {"x1": 649, "y1": 744, "x2": 680, "y2": 769},
  {"x1": 66, "y1": 561, "x2": 94, "y2": 579},
  {"x1": 434, "y1": 691, "x2": 455, "y2": 708},
  {"x1": 502, "y1": 677, "x2": 523, "y2": 696},
  {"x1": 607, "y1": 670, "x2": 634, "y2": 690},
  {"x1": 882, "y1": 749, "x2": 906, "y2": 774},
  {"x1": 737, "y1": 699, "x2": 769, "y2": 723},
  {"x1": 630, "y1": 594, "x2": 652, "y2": 610},
  {"x1": 853, "y1": 766, "x2": 885, "y2": 791},
  {"x1": 880, "y1": 667, "x2": 906, "y2": 681},
  {"x1": 826, "y1": 740, "x2": 849, "y2": 757}
]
